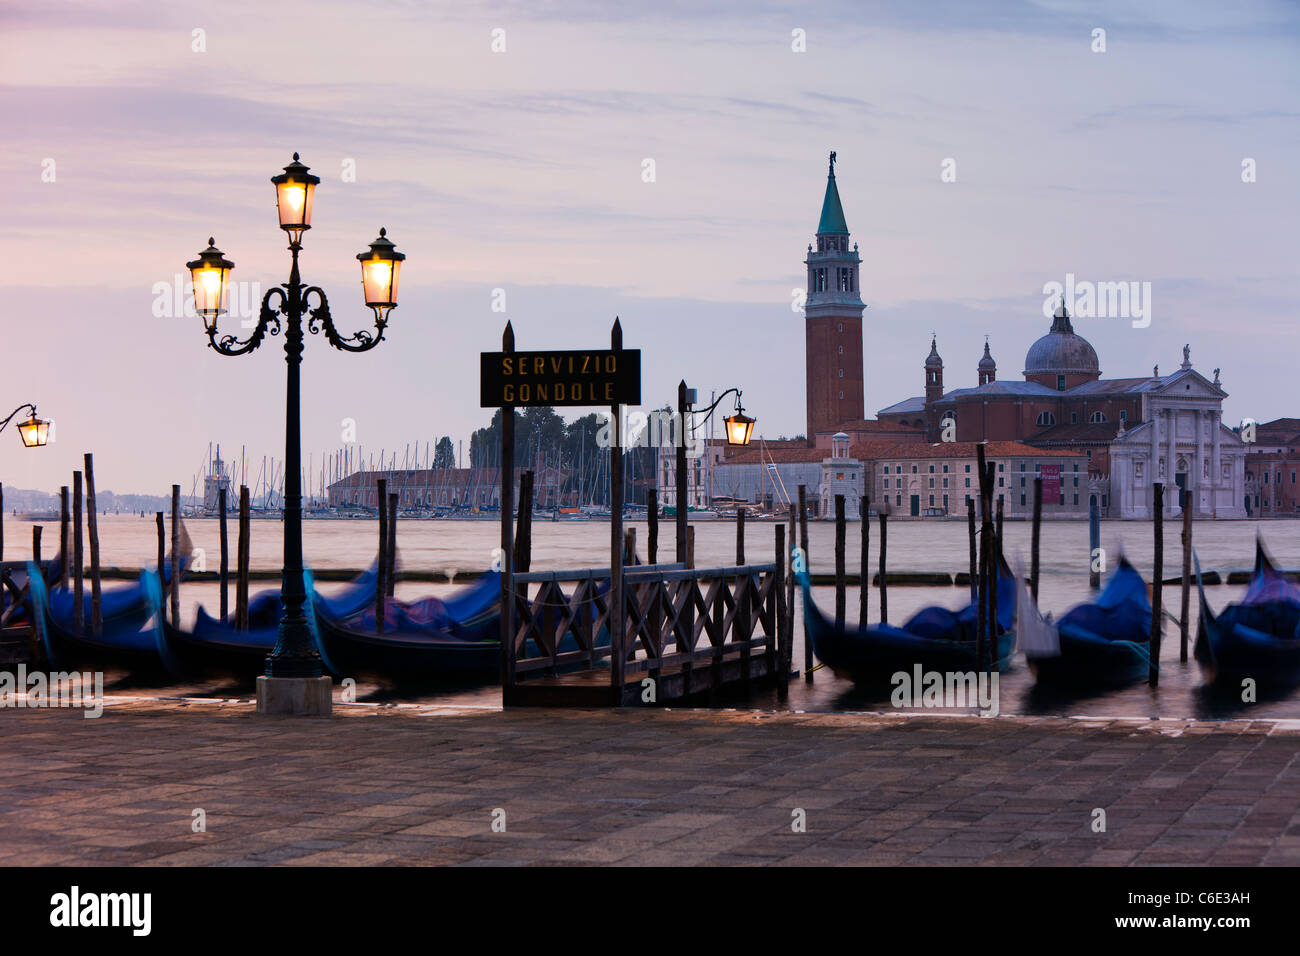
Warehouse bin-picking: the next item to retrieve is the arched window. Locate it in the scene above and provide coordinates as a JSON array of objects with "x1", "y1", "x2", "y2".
[
  {"x1": 1089, "y1": 411, "x2": 1107, "y2": 423},
  {"x1": 1036, "y1": 411, "x2": 1056, "y2": 427}
]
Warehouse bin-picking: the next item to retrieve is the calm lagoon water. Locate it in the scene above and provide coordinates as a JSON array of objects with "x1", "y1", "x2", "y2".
[{"x1": 13, "y1": 513, "x2": 1300, "y2": 720}]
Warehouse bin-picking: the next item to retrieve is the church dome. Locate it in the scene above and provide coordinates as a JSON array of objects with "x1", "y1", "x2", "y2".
[
  {"x1": 1024, "y1": 301, "x2": 1099, "y2": 375},
  {"x1": 978, "y1": 340, "x2": 996, "y2": 371}
]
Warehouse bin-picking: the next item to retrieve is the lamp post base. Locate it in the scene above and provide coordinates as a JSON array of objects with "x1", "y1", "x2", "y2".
[{"x1": 256, "y1": 675, "x2": 333, "y2": 716}]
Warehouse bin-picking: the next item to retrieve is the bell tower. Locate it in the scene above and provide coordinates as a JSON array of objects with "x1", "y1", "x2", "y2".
[{"x1": 804, "y1": 151, "x2": 865, "y2": 446}]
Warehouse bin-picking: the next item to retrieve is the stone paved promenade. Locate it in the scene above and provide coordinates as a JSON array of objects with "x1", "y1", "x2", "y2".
[{"x1": 2, "y1": 701, "x2": 1299, "y2": 866}]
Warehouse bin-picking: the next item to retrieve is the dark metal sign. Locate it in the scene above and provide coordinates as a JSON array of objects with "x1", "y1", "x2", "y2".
[{"x1": 480, "y1": 349, "x2": 641, "y2": 407}]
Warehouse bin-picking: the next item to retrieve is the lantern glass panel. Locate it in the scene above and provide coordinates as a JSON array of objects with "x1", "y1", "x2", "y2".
[{"x1": 276, "y1": 179, "x2": 315, "y2": 233}]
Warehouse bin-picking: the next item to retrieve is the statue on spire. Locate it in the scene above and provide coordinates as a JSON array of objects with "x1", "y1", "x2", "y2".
[
  {"x1": 1182, "y1": 343, "x2": 1191, "y2": 369},
  {"x1": 829, "y1": 150, "x2": 836, "y2": 173}
]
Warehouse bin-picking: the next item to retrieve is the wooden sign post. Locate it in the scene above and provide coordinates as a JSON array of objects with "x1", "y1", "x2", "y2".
[{"x1": 482, "y1": 319, "x2": 641, "y2": 699}]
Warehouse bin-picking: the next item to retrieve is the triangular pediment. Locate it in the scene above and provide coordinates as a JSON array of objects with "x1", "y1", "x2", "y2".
[{"x1": 1151, "y1": 368, "x2": 1226, "y2": 400}]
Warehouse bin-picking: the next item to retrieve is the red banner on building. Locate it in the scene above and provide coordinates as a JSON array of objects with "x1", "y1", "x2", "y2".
[{"x1": 1041, "y1": 464, "x2": 1061, "y2": 502}]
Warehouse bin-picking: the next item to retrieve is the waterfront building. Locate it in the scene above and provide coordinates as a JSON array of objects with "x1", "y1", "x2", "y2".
[
  {"x1": 1243, "y1": 419, "x2": 1300, "y2": 516},
  {"x1": 327, "y1": 462, "x2": 570, "y2": 512}
]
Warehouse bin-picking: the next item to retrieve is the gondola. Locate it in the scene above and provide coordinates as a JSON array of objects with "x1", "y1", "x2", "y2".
[
  {"x1": 1021, "y1": 557, "x2": 1153, "y2": 687},
  {"x1": 155, "y1": 567, "x2": 380, "y2": 678},
  {"x1": 313, "y1": 571, "x2": 503, "y2": 681},
  {"x1": 1195, "y1": 541, "x2": 1300, "y2": 688},
  {"x1": 28, "y1": 562, "x2": 164, "y2": 672},
  {"x1": 798, "y1": 553, "x2": 1017, "y2": 685}
]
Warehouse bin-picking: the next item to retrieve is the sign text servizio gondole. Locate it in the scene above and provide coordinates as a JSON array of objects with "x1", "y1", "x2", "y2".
[{"x1": 480, "y1": 349, "x2": 641, "y2": 408}]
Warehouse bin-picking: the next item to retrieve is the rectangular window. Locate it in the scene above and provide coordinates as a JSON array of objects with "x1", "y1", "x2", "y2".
[
  {"x1": 943, "y1": 477, "x2": 949, "y2": 488},
  {"x1": 929, "y1": 478, "x2": 934, "y2": 488},
  {"x1": 1057, "y1": 374, "x2": 1066, "y2": 391},
  {"x1": 912, "y1": 465, "x2": 918, "y2": 473},
  {"x1": 929, "y1": 495, "x2": 934, "y2": 506},
  {"x1": 929, "y1": 465, "x2": 935, "y2": 473},
  {"x1": 1073, "y1": 494, "x2": 1079, "y2": 505},
  {"x1": 943, "y1": 465, "x2": 949, "y2": 473},
  {"x1": 943, "y1": 495, "x2": 949, "y2": 510},
  {"x1": 964, "y1": 464, "x2": 971, "y2": 473},
  {"x1": 1020, "y1": 494, "x2": 1026, "y2": 506},
  {"x1": 964, "y1": 478, "x2": 970, "y2": 488}
]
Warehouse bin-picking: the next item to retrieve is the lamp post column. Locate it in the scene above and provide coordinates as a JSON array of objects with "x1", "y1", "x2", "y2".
[{"x1": 268, "y1": 243, "x2": 321, "y2": 678}]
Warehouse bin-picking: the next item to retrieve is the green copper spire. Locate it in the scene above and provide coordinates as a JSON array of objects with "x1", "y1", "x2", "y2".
[{"x1": 817, "y1": 150, "x2": 849, "y2": 235}]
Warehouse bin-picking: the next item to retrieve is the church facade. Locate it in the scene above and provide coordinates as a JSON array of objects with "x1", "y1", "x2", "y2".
[{"x1": 875, "y1": 306, "x2": 1247, "y2": 518}]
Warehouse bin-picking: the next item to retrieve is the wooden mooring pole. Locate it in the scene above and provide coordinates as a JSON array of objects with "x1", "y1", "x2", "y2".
[
  {"x1": 236, "y1": 487, "x2": 250, "y2": 630},
  {"x1": 1149, "y1": 482, "x2": 1164, "y2": 687},
  {"x1": 85, "y1": 454, "x2": 102, "y2": 636},
  {"x1": 155, "y1": 512, "x2": 165, "y2": 625},
  {"x1": 648, "y1": 488, "x2": 658, "y2": 564},
  {"x1": 878, "y1": 509, "x2": 888, "y2": 625},
  {"x1": 736, "y1": 506, "x2": 746, "y2": 565},
  {"x1": 859, "y1": 495, "x2": 870, "y2": 628},
  {"x1": 786, "y1": 508, "x2": 796, "y2": 658},
  {"x1": 1089, "y1": 496, "x2": 1101, "y2": 589},
  {"x1": 73, "y1": 471, "x2": 84, "y2": 635},
  {"x1": 59, "y1": 487, "x2": 69, "y2": 581},
  {"x1": 514, "y1": 471, "x2": 534, "y2": 572},
  {"x1": 1031, "y1": 476, "x2": 1042, "y2": 602},
  {"x1": 31, "y1": 526, "x2": 42, "y2": 572},
  {"x1": 798, "y1": 484, "x2": 810, "y2": 680},
  {"x1": 218, "y1": 487, "x2": 229, "y2": 622},
  {"x1": 966, "y1": 497, "x2": 977, "y2": 603},
  {"x1": 1180, "y1": 499, "x2": 1192, "y2": 662},
  {"x1": 376, "y1": 477, "x2": 388, "y2": 633},
  {"x1": 676, "y1": 380, "x2": 689, "y2": 564},
  {"x1": 386, "y1": 491, "x2": 398, "y2": 596},
  {"x1": 834, "y1": 495, "x2": 846, "y2": 630},
  {"x1": 975, "y1": 446, "x2": 989, "y2": 674},
  {"x1": 169, "y1": 484, "x2": 180, "y2": 629},
  {"x1": 775, "y1": 523, "x2": 790, "y2": 688}
]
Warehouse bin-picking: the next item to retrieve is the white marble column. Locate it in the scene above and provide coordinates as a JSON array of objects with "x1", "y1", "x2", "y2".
[{"x1": 1167, "y1": 408, "x2": 1177, "y2": 515}]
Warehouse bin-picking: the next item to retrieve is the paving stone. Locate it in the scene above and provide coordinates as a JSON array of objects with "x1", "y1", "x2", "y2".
[{"x1": 0, "y1": 702, "x2": 1297, "y2": 865}]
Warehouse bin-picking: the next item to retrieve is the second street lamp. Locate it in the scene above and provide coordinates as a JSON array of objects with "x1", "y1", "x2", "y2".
[
  {"x1": 674, "y1": 384, "x2": 756, "y2": 562},
  {"x1": 186, "y1": 153, "x2": 404, "y2": 712},
  {"x1": 1, "y1": 404, "x2": 50, "y2": 448}
]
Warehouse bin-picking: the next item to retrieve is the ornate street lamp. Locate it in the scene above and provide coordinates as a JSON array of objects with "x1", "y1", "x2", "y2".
[
  {"x1": 672, "y1": 383, "x2": 756, "y2": 561},
  {"x1": 723, "y1": 402, "x2": 756, "y2": 448},
  {"x1": 185, "y1": 153, "x2": 403, "y2": 710},
  {"x1": 693, "y1": 388, "x2": 755, "y2": 448},
  {"x1": 1, "y1": 404, "x2": 49, "y2": 448}
]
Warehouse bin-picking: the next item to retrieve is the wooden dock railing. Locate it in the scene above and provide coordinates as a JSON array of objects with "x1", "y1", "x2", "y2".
[{"x1": 505, "y1": 559, "x2": 789, "y2": 704}]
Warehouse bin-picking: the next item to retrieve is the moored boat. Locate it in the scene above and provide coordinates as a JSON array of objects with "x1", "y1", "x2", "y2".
[
  {"x1": 1195, "y1": 541, "x2": 1300, "y2": 688},
  {"x1": 1023, "y1": 557, "x2": 1153, "y2": 687},
  {"x1": 798, "y1": 554, "x2": 1016, "y2": 686},
  {"x1": 28, "y1": 562, "x2": 163, "y2": 672}
]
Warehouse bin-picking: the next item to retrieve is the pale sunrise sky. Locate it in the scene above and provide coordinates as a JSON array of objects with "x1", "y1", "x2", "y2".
[{"x1": 2, "y1": 0, "x2": 1297, "y2": 495}]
